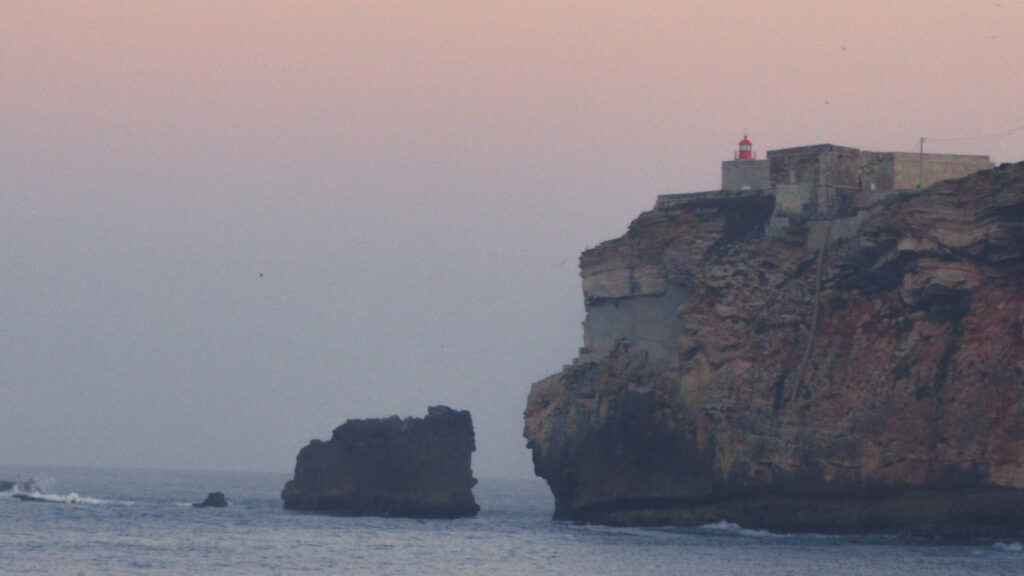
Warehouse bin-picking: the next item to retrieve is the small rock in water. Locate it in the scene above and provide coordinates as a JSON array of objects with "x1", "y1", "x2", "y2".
[{"x1": 193, "y1": 492, "x2": 228, "y2": 508}]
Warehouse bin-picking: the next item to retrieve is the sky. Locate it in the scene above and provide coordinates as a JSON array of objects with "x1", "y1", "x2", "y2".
[{"x1": 2, "y1": 1, "x2": 1023, "y2": 479}]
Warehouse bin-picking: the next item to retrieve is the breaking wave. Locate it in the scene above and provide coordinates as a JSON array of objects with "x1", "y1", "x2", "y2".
[
  {"x1": 992, "y1": 541, "x2": 1023, "y2": 553},
  {"x1": 697, "y1": 520, "x2": 786, "y2": 538},
  {"x1": 2, "y1": 480, "x2": 132, "y2": 506}
]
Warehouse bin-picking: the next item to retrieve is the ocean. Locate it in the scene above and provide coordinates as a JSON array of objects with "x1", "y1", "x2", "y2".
[{"x1": 0, "y1": 465, "x2": 1021, "y2": 575}]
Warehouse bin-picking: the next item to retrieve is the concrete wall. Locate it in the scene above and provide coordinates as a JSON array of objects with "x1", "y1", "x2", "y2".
[
  {"x1": 773, "y1": 184, "x2": 813, "y2": 216},
  {"x1": 654, "y1": 190, "x2": 721, "y2": 211},
  {"x1": 722, "y1": 159, "x2": 770, "y2": 191},
  {"x1": 807, "y1": 212, "x2": 867, "y2": 250},
  {"x1": 891, "y1": 152, "x2": 994, "y2": 190},
  {"x1": 582, "y1": 264, "x2": 666, "y2": 301},
  {"x1": 581, "y1": 283, "x2": 688, "y2": 365}
]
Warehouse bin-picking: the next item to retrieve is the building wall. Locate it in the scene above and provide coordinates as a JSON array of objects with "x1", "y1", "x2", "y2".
[
  {"x1": 773, "y1": 184, "x2": 813, "y2": 215},
  {"x1": 891, "y1": 152, "x2": 994, "y2": 190},
  {"x1": 767, "y1": 145, "x2": 865, "y2": 219},
  {"x1": 851, "y1": 152, "x2": 895, "y2": 208},
  {"x1": 721, "y1": 159, "x2": 770, "y2": 191},
  {"x1": 767, "y1": 145, "x2": 993, "y2": 218},
  {"x1": 767, "y1": 144, "x2": 863, "y2": 189}
]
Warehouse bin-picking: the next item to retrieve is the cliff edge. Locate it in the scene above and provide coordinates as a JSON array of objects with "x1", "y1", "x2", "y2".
[
  {"x1": 524, "y1": 162, "x2": 1024, "y2": 537},
  {"x1": 283, "y1": 406, "x2": 479, "y2": 518}
]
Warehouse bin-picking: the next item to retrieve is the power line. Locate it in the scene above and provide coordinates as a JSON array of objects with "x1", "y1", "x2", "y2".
[
  {"x1": 923, "y1": 124, "x2": 1024, "y2": 144},
  {"x1": 912, "y1": 124, "x2": 1024, "y2": 186}
]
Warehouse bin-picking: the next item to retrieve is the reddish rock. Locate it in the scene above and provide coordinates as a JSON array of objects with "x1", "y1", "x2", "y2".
[{"x1": 524, "y1": 163, "x2": 1024, "y2": 537}]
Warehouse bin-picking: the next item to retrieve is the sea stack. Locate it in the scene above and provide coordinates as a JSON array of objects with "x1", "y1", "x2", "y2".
[
  {"x1": 524, "y1": 145, "x2": 1024, "y2": 538},
  {"x1": 282, "y1": 406, "x2": 480, "y2": 518},
  {"x1": 193, "y1": 492, "x2": 228, "y2": 508}
]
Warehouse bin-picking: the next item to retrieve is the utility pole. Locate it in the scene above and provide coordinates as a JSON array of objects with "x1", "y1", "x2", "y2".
[{"x1": 918, "y1": 137, "x2": 924, "y2": 188}]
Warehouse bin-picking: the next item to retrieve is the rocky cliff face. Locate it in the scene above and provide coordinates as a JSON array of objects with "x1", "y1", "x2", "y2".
[
  {"x1": 524, "y1": 163, "x2": 1024, "y2": 537},
  {"x1": 283, "y1": 406, "x2": 479, "y2": 518}
]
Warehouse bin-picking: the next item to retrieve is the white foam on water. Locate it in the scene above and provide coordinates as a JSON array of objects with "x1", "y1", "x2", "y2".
[
  {"x1": 992, "y1": 541, "x2": 1023, "y2": 553},
  {"x1": 698, "y1": 520, "x2": 786, "y2": 538},
  {"x1": 5, "y1": 488, "x2": 132, "y2": 506}
]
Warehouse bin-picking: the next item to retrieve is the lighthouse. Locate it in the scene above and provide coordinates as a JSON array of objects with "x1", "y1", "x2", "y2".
[
  {"x1": 736, "y1": 134, "x2": 754, "y2": 160},
  {"x1": 722, "y1": 133, "x2": 769, "y2": 190}
]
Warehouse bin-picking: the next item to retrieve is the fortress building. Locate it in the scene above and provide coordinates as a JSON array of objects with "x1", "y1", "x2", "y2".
[
  {"x1": 767, "y1": 143, "x2": 993, "y2": 219},
  {"x1": 658, "y1": 136, "x2": 994, "y2": 248}
]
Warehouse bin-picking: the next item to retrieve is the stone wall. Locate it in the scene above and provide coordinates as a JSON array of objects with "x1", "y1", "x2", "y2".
[
  {"x1": 768, "y1": 144, "x2": 864, "y2": 189},
  {"x1": 653, "y1": 190, "x2": 720, "y2": 210},
  {"x1": 767, "y1": 145, "x2": 865, "y2": 219}
]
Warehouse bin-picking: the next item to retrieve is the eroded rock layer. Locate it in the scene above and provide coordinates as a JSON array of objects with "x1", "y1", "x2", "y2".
[
  {"x1": 524, "y1": 163, "x2": 1024, "y2": 537},
  {"x1": 283, "y1": 406, "x2": 479, "y2": 518}
]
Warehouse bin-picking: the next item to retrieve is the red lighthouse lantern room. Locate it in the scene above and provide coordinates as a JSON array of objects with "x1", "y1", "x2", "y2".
[{"x1": 736, "y1": 134, "x2": 754, "y2": 160}]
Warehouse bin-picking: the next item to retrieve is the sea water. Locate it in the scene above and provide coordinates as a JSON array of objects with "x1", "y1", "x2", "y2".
[{"x1": 0, "y1": 465, "x2": 1021, "y2": 575}]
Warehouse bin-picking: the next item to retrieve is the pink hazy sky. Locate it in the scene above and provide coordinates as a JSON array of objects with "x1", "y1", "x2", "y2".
[{"x1": 2, "y1": 1, "x2": 1022, "y2": 477}]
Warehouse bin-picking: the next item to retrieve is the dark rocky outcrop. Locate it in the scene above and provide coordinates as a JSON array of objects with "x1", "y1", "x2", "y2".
[
  {"x1": 524, "y1": 162, "x2": 1024, "y2": 537},
  {"x1": 193, "y1": 492, "x2": 228, "y2": 508},
  {"x1": 282, "y1": 406, "x2": 479, "y2": 518},
  {"x1": 1, "y1": 479, "x2": 40, "y2": 493}
]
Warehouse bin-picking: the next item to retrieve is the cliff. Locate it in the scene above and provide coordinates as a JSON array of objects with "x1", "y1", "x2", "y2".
[
  {"x1": 282, "y1": 406, "x2": 479, "y2": 518},
  {"x1": 524, "y1": 162, "x2": 1024, "y2": 537}
]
